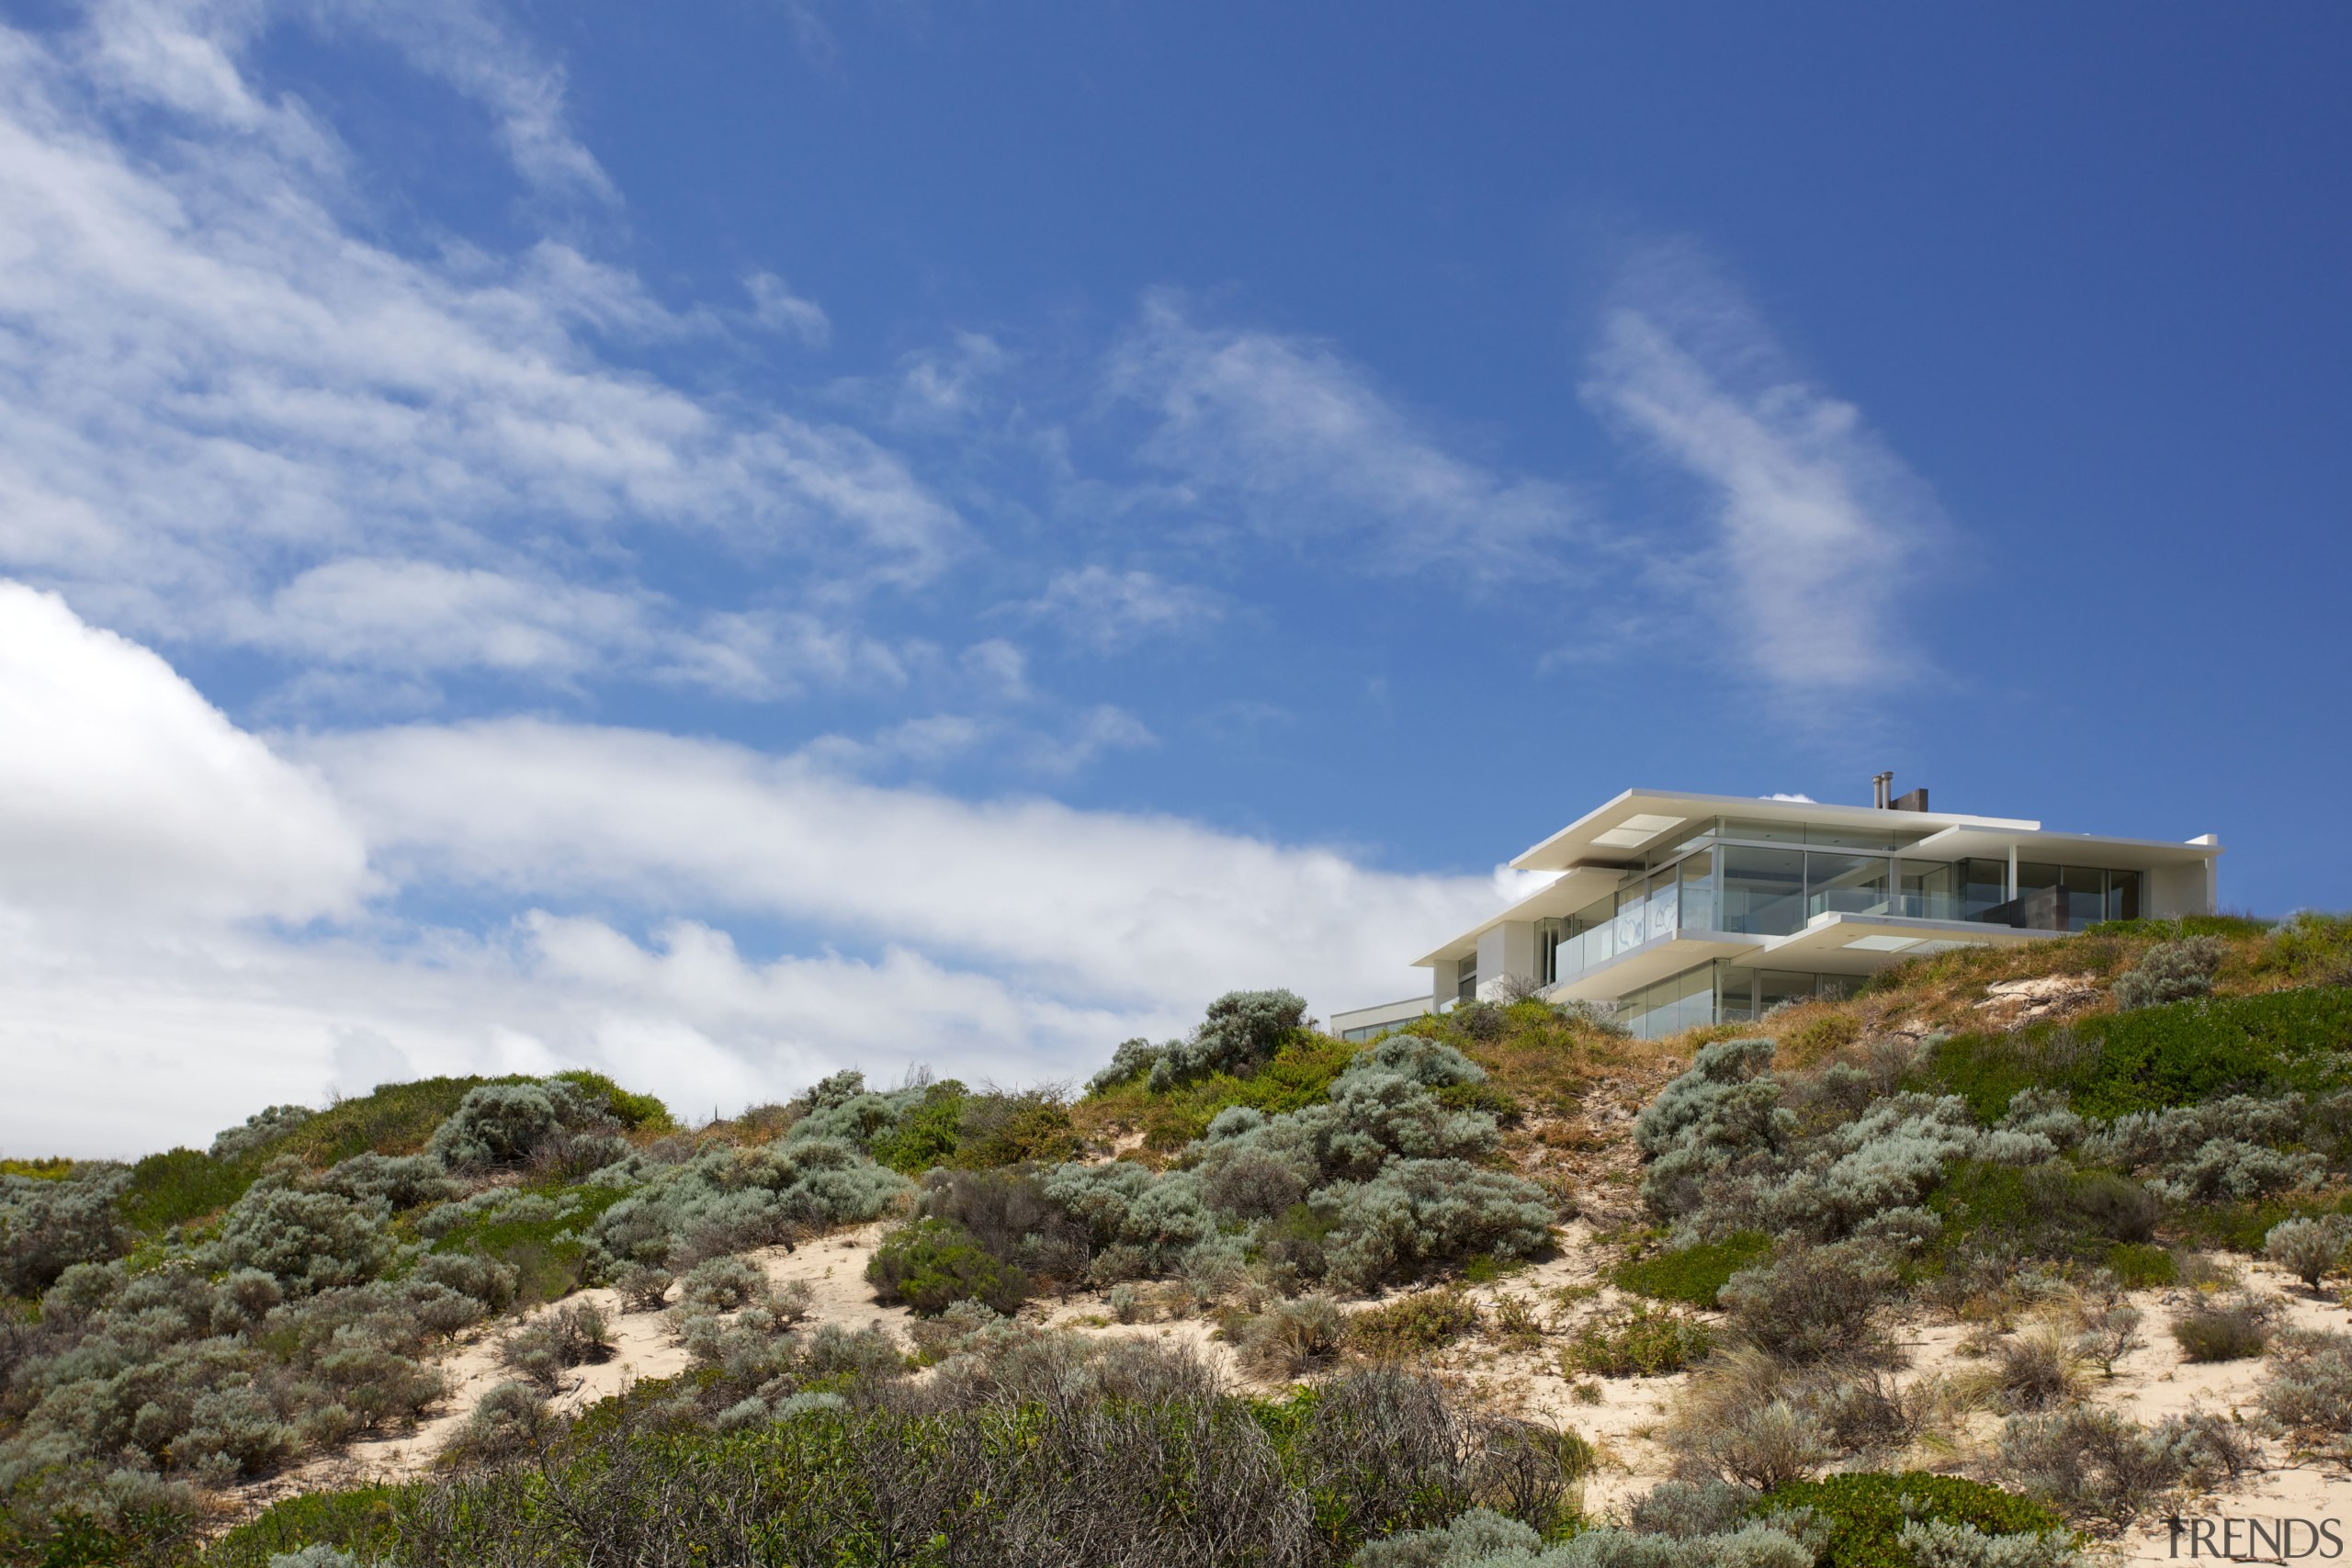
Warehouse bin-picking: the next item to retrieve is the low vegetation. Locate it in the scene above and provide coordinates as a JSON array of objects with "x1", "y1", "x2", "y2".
[{"x1": 6, "y1": 910, "x2": 2350, "y2": 1562}]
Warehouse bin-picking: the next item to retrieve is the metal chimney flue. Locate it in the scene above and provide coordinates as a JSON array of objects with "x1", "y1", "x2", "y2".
[{"x1": 1871, "y1": 771, "x2": 1894, "y2": 809}]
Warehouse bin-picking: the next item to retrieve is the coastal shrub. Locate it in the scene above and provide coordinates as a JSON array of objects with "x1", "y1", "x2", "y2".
[
  {"x1": 210, "y1": 1104, "x2": 316, "y2": 1161},
  {"x1": 315, "y1": 1153, "x2": 458, "y2": 1211},
  {"x1": 2259, "y1": 1329, "x2": 2352, "y2": 1443},
  {"x1": 1759, "y1": 1472, "x2": 2075, "y2": 1568},
  {"x1": 1346, "y1": 1290, "x2": 1480, "y2": 1359},
  {"x1": 1560, "y1": 1302, "x2": 1713, "y2": 1378},
  {"x1": 426, "y1": 1078, "x2": 610, "y2": 1171},
  {"x1": 613, "y1": 1263, "x2": 673, "y2": 1312},
  {"x1": 410, "y1": 1250, "x2": 519, "y2": 1313},
  {"x1": 912, "y1": 1167, "x2": 1094, "y2": 1288},
  {"x1": 679, "y1": 1254, "x2": 767, "y2": 1311},
  {"x1": 447, "y1": 1381, "x2": 553, "y2": 1464},
  {"x1": 1717, "y1": 1242, "x2": 1896, "y2": 1365},
  {"x1": 500, "y1": 1301, "x2": 613, "y2": 1392},
  {"x1": 1634, "y1": 1039, "x2": 1793, "y2": 1220},
  {"x1": 866, "y1": 1217, "x2": 1031, "y2": 1314},
  {"x1": 1148, "y1": 988, "x2": 1310, "y2": 1090},
  {"x1": 1997, "y1": 1405, "x2": 2247, "y2": 1525},
  {"x1": 1319, "y1": 1159, "x2": 1553, "y2": 1292},
  {"x1": 1981, "y1": 1325, "x2": 2084, "y2": 1412},
  {"x1": 2111, "y1": 936, "x2": 2227, "y2": 1011},
  {"x1": 1919, "y1": 988, "x2": 2352, "y2": 1122},
  {"x1": 1235, "y1": 1293, "x2": 1348, "y2": 1379},
  {"x1": 0, "y1": 1167, "x2": 130, "y2": 1294},
  {"x1": 2169, "y1": 1296, "x2": 2272, "y2": 1361},
  {"x1": 1674, "y1": 1397, "x2": 1830, "y2": 1491},
  {"x1": 592, "y1": 1135, "x2": 910, "y2": 1267},
  {"x1": 212, "y1": 1179, "x2": 396, "y2": 1295},
  {"x1": 1612, "y1": 1231, "x2": 1770, "y2": 1306},
  {"x1": 2264, "y1": 1215, "x2": 2349, "y2": 1291}
]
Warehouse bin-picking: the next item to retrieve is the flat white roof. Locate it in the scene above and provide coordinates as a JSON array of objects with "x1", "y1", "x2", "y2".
[{"x1": 1414, "y1": 787, "x2": 2222, "y2": 966}]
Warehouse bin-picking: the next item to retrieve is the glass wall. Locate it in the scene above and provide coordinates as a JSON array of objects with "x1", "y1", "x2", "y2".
[
  {"x1": 1805, "y1": 852, "x2": 1892, "y2": 919},
  {"x1": 1720, "y1": 846, "x2": 1804, "y2": 935},
  {"x1": 1617, "y1": 964, "x2": 1715, "y2": 1040},
  {"x1": 2014, "y1": 864, "x2": 2144, "y2": 930},
  {"x1": 1617, "y1": 961, "x2": 1865, "y2": 1038}
]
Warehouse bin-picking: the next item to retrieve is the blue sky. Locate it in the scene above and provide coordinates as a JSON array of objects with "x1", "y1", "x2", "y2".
[{"x1": 2, "y1": 0, "x2": 2345, "y2": 1153}]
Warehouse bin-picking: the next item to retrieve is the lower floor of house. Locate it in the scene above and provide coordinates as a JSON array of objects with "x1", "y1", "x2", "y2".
[{"x1": 1573, "y1": 958, "x2": 1870, "y2": 1039}]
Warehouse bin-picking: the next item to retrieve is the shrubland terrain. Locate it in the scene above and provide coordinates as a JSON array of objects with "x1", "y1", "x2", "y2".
[{"x1": 4, "y1": 912, "x2": 2351, "y2": 1566}]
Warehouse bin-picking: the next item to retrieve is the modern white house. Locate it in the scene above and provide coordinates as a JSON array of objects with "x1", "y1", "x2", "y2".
[{"x1": 1330, "y1": 782, "x2": 2223, "y2": 1043}]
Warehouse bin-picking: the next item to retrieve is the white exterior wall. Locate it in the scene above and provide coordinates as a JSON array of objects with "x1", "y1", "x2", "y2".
[
  {"x1": 1476, "y1": 921, "x2": 1538, "y2": 1001},
  {"x1": 2148, "y1": 854, "x2": 2220, "y2": 919}
]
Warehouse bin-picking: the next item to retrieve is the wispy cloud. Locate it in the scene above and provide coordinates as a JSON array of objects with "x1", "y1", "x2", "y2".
[
  {"x1": 0, "y1": 3, "x2": 961, "y2": 701},
  {"x1": 1017, "y1": 565, "x2": 1224, "y2": 651},
  {"x1": 1584, "y1": 254, "x2": 1944, "y2": 694},
  {"x1": 1107, "y1": 292, "x2": 1583, "y2": 582}
]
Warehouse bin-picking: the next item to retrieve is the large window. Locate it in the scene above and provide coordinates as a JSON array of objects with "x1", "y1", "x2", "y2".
[
  {"x1": 1805, "y1": 852, "x2": 1892, "y2": 919},
  {"x1": 1455, "y1": 955, "x2": 1477, "y2": 1003},
  {"x1": 1721, "y1": 846, "x2": 1804, "y2": 935},
  {"x1": 1679, "y1": 852, "x2": 1715, "y2": 932},
  {"x1": 2013, "y1": 864, "x2": 2144, "y2": 930},
  {"x1": 1899, "y1": 859, "x2": 1956, "y2": 920},
  {"x1": 1619, "y1": 964, "x2": 1715, "y2": 1040}
]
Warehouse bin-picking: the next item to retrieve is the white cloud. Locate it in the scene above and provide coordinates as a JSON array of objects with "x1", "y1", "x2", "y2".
[
  {"x1": 1020, "y1": 565, "x2": 1222, "y2": 651},
  {"x1": 1107, "y1": 292, "x2": 1582, "y2": 581},
  {"x1": 0, "y1": 579, "x2": 368, "y2": 923},
  {"x1": 0, "y1": 5, "x2": 961, "y2": 695},
  {"x1": 1584, "y1": 257, "x2": 1943, "y2": 694},
  {"x1": 0, "y1": 597, "x2": 1495, "y2": 1156},
  {"x1": 301, "y1": 716, "x2": 1493, "y2": 1011},
  {"x1": 745, "y1": 272, "x2": 831, "y2": 348}
]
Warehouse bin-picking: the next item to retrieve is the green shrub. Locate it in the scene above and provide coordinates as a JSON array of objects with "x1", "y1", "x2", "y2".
[
  {"x1": 1612, "y1": 1232, "x2": 1770, "y2": 1306},
  {"x1": 200, "y1": 1486, "x2": 401, "y2": 1568},
  {"x1": 1560, "y1": 1302, "x2": 1714, "y2": 1377},
  {"x1": 1921, "y1": 989, "x2": 2352, "y2": 1123},
  {"x1": 1758, "y1": 1472, "x2": 2070, "y2": 1568},
  {"x1": 866, "y1": 1217, "x2": 1031, "y2": 1314},
  {"x1": 548, "y1": 1069, "x2": 674, "y2": 1132},
  {"x1": 1346, "y1": 1289, "x2": 1481, "y2": 1358},
  {"x1": 428, "y1": 1181, "x2": 627, "y2": 1306},
  {"x1": 2105, "y1": 1243, "x2": 2177, "y2": 1288}
]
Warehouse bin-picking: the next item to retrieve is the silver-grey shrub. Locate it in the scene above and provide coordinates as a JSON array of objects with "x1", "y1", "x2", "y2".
[
  {"x1": 2111, "y1": 936, "x2": 2227, "y2": 1011},
  {"x1": 1352, "y1": 1506, "x2": 1822, "y2": 1568},
  {"x1": 592, "y1": 1135, "x2": 910, "y2": 1268},
  {"x1": 2266, "y1": 1216, "x2": 2351, "y2": 1292},
  {"x1": 2259, "y1": 1328, "x2": 2352, "y2": 1442},
  {"x1": 1317, "y1": 1159, "x2": 1552, "y2": 1293},
  {"x1": 316, "y1": 1152, "x2": 459, "y2": 1211},
  {"x1": 1146, "y1": 988, "x2": 1308, "y2": 1091},
  {"x1": 427, "y1": 1078, "x2": 611, "y2": 1171},
  {"x1": 1717, "y1": 1241, "x2": 1897, "y2": 1365},
  {"x1": 210, "y1": 1178, "x2": 395, "y2": 1295},
  {"x1": 1634, "y1": 1040, "x2": 1793, "y2": 1221},
  {"x1": 0, "y1": 1167, "x2": 130, "y2": 1295},
  {"x1": 209, "y1": 1103, "x2": 315, "y2": 1161}
]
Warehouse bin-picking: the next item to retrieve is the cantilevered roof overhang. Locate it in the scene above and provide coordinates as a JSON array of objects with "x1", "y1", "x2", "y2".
[{"x1": 1508, "y1": 788, "x2": 2038, "y2": 873}]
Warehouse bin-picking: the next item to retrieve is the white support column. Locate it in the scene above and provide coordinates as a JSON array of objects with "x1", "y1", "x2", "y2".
[{"x1": 2007, "y1": 844, "x2": 2018, "y2": 901}]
